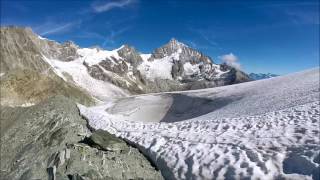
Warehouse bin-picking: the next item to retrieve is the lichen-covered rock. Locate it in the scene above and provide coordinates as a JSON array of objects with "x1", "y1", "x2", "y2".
[
  {"x1": 0, "y1": 96, "x2": 163, "y2": 180},
  {"x1": 86, "y1": 129, "x2": 129, "y2": 152}
]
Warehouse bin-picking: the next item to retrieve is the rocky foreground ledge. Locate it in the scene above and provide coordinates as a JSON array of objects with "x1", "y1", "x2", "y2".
[{"x1": 0, "y1": 96, "x2": 163, "y2": 180}]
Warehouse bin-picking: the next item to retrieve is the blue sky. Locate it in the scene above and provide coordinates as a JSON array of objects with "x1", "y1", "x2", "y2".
[{"x1": 1, "y1": 0, "x2": 319, "y2": 74}]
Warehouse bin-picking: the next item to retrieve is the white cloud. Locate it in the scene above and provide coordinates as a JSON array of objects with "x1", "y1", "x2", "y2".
[
  {"x1": 189, "y1": 27, "x2": 219, "y2": 47},
  {"x1": 35, "y1": 20, "x2": 81, "y2": 36},
  {"x1": 220, "y1": 53, "x2": 241, "y2": 70},
  {"x1": 92, "y1": 0, "x2": 135, "y2": 13}
]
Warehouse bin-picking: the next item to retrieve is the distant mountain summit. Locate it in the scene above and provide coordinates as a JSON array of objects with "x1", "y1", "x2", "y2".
[
  {"x1": 249, "y1": 73, "x2": 279, "y2": 80},
  {"x1": 0, "y1": 26, "x2": 251, "y2": 104}
]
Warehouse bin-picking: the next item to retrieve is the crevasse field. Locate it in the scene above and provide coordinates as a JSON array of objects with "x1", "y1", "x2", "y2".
[{"x1": 79, "y1": 68, "x2": 320, "y2": 180}]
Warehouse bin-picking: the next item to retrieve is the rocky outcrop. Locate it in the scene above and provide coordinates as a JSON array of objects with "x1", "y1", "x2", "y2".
[
  {"x1": 85, "y1": 129, "x2": 129, "y2": 152},
  {"x1": 0, "y1": 96, "x2": 163, "y2": 180},
  {"x1": 0, "y1": 26, "x2": 79, "y2": 74},
  {"x1": 0, "y1": 69, "x2": 95, "y2": 106},
  {"x1": 117, "y1": 44, "x2": 143, "y2": 67},
  {"x1": 0, "y1": 26, "x2": 50, "y2": 73}
]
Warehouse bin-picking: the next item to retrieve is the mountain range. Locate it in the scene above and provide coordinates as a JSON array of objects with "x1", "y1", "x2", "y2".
[
  {"x1": 0, "y1": 26, "x2": 250, "y2": 105},
  {"x1": 249, "y1": 73, "x2": 279, "y2": 80}
]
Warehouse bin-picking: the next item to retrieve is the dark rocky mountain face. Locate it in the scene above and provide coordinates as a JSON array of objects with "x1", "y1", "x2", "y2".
[{"x1": 150, "y1": 38, "x2": 212, "y2": 64}]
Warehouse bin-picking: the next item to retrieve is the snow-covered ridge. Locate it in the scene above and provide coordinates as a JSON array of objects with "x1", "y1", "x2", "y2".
[
  {"x1": 77, "y1": 47, "x2": 122, "y2": 66},
  {"x1": 37, "y1": 34, "x2": 250, "y2": 97},
  {"x1": 42, "y1": 54, "x2": 129, "y2": 101},
  {"x1": 79, "y1": 68, "x2": 320, "y2": 180}
]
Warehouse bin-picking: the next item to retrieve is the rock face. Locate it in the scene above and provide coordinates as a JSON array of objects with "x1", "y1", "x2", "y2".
[
  {"x1": 0, "y1": 26, "x2": 95, "y2": 106},
  {"x1": 0, "y1": 69, "x2": 95, "y2": 106},
  {"x1": 0, "y1": 26, "x2": 79, "y2": 73},
  {"x1": 0, "y1": 27, "x2": 50, "y2": 73},
  {"x1": 0, "y1": 96, "x2": 163, "y2": 180},
  {"x1": 148, "y1": 38, "x2": 250, "y2": 84},
  {"x1": 0, "y1": 26, "x2": 251, "y2": 102}
]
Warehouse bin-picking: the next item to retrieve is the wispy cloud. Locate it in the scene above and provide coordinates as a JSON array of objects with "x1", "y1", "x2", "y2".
[
  {"x1": 102, "y1": 26, "x2": 131, "y2": 48},
  {"x1": 74, "y1": 31, "x2": 105, "y2": 39},
  {"x1": 285, "y1": 10, "x2": 319, "y2": 25},
  {"x1": 92, "y1": 0, "x2": 136, "y2": 13},
  {"x1": 35, "y1": 20, "x2": 82, "y2": 36},
  {"x1": 249, "y1": 1, "x2": 319, "y2": 26},
  {"x1": 188, "y1": 27, "x2": 219, "y2": 47},
  {"x1": 220, "y1": 53, "x2": 241, "y2": 70}
]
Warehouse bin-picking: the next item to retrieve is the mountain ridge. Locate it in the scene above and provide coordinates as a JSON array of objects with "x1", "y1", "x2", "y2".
[
  {"x1": 249, "y1": 72, "x2": 279, "y2": 80},
  {"x1": 0, "y1": 26, "x2": 251, "y2": 104}
]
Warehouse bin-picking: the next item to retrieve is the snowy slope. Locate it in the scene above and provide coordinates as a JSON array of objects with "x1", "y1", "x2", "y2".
[
  {"x1": 79, "y1": 68, "x2": 320, "y2": 179},
  {"x1": 77, "y1": 46, "x2": 122, "y2": 66},
  {"x1": 43, "y1": 50, "x2": 129, "y2": 101},
  {"x1": 138, "y1": 54, "x2": 176, "y2": 81},
  {"x1": 80, "y1": 68, "x2": 319, "y2": 122}
]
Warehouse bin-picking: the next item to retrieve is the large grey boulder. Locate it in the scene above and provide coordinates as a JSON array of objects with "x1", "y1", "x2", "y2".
[{"x1": 86, "y1": 129, "x2": 129, "y2": 152}]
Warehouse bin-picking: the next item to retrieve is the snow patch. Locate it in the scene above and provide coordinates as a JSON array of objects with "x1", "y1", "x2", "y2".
[
  {"x1": 138, "y1": 57, "x2": 174, "y2": 81},
  {"x1": 183, "y1": 62, "x2": 200, "y2": 76},
  {"x1": 140, "y1": 53, "x2": 151, "y2": 61}
]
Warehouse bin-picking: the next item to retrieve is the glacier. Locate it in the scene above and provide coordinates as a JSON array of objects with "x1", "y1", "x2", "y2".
[{"x1": 79, "y1": 68, "x2": 320, "y2": 179}]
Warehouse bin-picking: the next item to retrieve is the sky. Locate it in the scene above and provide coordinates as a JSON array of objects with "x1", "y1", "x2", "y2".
[{"x1": 1, "y1": 0, "x2": 319, "y2": 74}]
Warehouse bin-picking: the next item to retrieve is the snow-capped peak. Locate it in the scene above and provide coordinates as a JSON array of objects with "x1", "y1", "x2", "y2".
[{"x1": 168, "y1": 38, "x2": 188, "y2": 49}]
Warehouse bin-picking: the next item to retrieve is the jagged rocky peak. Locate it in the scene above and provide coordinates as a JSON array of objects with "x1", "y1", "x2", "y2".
[
  {"x1": 53, "y1": 40, "x2": 80, "y2": 61},
  {"x1": 150, "y1": 38, "x2": 186, "y2": 59},
  {"x1": 117, "y1": 44, "x2": 143, "y2": 66},
  {"x1": 167, "y1": 38, "x2": 187, "y2": 50},
  {"x1": 117, "y1": 44, "x2": 137, "y2": 54},
  {"x1": 62, "y1": 40, "x2": 79, "y2": 49},
  {"x1": 150, "y1": 38, "x2": 213, "y2": 64}
]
